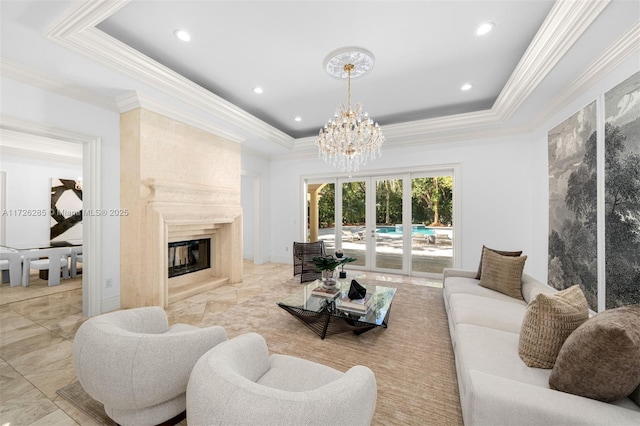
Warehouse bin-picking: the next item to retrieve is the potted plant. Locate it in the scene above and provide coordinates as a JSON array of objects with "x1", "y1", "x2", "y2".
[
  {"x1": 313, "y1": 256, "x2": 342, "y2": 286},
  {"x1": 338, "y1": 256, "x2": 356, "y2": 278},
  {"x1": 313, "y1": 255, "x2": 358, "y2": 284}
]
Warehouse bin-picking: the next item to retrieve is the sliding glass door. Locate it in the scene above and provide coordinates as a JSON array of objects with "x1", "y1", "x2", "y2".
[{"x1": 305, "y1": 168, "x2": 456, "y2": 277}]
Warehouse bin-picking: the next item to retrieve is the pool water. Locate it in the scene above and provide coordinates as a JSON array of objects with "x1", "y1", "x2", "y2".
[{"x1": 376, "y1": 225, "x2": 435, "y2": 236}]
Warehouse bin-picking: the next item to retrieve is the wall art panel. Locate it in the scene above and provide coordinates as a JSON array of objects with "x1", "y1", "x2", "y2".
[
  {"x1": 604, "y1": 71, "x2": 640, "y2": 308},
  {"x1": 548, "y1": 102, "x2": 598, "y2": 310}
]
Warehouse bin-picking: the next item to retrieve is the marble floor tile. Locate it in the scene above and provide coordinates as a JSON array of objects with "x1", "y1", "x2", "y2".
[
  {"x1": 0, "y1": 318, "x2": 51, "y2": 349},
  {"x1": 0, "y1": 365, "x2": 59, "y2": 426},
  {"x1": 25, "y1": 366, "x2": 77, "y2": 399},
  {"x1": 0, "y1": 276, "x2": 82, "y2": 306},
  {"x1": 4, "y1": 335, "x2": 73, "y2": 377},
  {"x1": 0, "y1": 329, "x2": 64, "y2": 361},
  {"x1": 28, "y1": 408, "x2": 79, "y2": 426}
]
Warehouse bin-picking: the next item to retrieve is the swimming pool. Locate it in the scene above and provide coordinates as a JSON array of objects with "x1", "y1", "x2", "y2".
[{"x1": 376, "y1": 225, "x2": 436, "y2": 236}]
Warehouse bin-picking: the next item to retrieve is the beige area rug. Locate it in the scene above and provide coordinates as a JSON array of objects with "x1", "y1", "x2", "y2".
[
  {"x1": 202, "y1": 278, "x2": 463, "y2": 426},
  {"x1": 56, "y1": 279, "x2": 462, "y2": 425},
  {"x1": 56, "y1": 381, "x2": 117, "y2": 426}
]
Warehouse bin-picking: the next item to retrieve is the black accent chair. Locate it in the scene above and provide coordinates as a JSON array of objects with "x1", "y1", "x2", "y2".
[{"x1": 293, "y1": 241, "x2": 326, "y2": 283}]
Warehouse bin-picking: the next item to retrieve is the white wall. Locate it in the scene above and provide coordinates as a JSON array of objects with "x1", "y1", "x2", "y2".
[
  {"x1": 0, "y1": 152, "x2": 82, "y2": 247},
  {"x1": 241, "y1": 148, "x2": 271, "y2": 264},
  {"x1": 269, "y1": 134, "x2": 536, "y2": 275},
  {"x1": 1, "y1": 77, "x2": 121, "y2": 308}
]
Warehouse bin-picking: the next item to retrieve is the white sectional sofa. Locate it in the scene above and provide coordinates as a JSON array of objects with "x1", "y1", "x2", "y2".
[{"x1": 443, "y1": 268, "x2": 640, "y2": 426}]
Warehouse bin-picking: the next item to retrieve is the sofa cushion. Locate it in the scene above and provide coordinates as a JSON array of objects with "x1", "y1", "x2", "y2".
[
  {"x1": 455, "y1": 324, "x2": 551, "y2": 397},
  {"x1": 478, "y1": 248, "x2": 527, "y2": 301},
  {"x1": 443, "y1": 276, "x2": 527, "y2": 309},
  {"x1": 449, "y1": 293, "x2": 526, "y2": 334},
  {"x1": 518, "y1": 285, "x2": 589, "y2": 368},
  {"x1": 549, "y1": 305, "x2": 640, "y2": 402},
  {"x1": 475, "y1": 245, "x2": 523, "y2": 279}
]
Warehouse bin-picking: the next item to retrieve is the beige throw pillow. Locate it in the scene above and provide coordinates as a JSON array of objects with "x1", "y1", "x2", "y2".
[
  {"x1": 549, "y1": 305, "x2": 640, "y2": 402},
  {"x1": 475, "y1": 245, "x2": 523, "y2": 279},
  {"x1": 478, "y1": 248, "x2": 527, "y2": 300},
  {"x1": 518, "y1": 285, "x2": 589, "y2": 368}
]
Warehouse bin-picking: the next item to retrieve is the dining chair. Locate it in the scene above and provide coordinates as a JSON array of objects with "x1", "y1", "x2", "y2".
[
  {"x1": 70, "y1": 246, "x2": 83, "y2": 278},
  {"x1": 22, "y1": 247, "x2": 71, "y2": 286},
  {"x1": 0, "y1": 249, "x2": 22, "y2": 287}
]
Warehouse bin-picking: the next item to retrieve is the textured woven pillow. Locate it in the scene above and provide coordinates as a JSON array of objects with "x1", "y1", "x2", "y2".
[
  {"x1": 549, "y1": 305, "x2": 640, "y2": 402},
  {"x1": 478, "y1": 248, "x2": 527, "y2": 300},
  {"x1": 475, "y1": 245, "x2": 523, "y2": 279},
  {"x1": 518, "y1": 285, "x2": 589, "y2": 368}
]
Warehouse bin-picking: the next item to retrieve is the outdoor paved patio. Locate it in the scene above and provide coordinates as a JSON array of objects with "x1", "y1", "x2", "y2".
[{"x1": 317, "y1": 227, "x2": 453, "y2": 274}]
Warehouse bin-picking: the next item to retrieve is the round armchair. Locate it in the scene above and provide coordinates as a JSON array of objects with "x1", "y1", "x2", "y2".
[
  {"x1": 73, "y1": 307, "x2": 227, "y2": 425},
  {"x1": 187, "y1": 332, "x2": 377, "y2": 425}
]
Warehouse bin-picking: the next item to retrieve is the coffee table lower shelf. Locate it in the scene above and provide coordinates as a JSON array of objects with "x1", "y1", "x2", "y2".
[{"x1": 278, "y1": 304, "x2": 389, "y2": 339}]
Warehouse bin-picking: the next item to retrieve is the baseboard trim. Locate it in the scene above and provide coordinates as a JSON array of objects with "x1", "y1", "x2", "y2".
[{"x1": 101, "y1": 295, "x2": 120, "y2": 313}]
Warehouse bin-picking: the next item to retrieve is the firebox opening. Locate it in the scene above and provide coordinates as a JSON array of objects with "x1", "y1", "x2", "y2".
[{"x1": 168, "y1": 238, "x2": 211, "y2": 278}]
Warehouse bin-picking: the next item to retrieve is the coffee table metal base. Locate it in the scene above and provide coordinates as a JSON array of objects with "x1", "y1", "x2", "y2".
[{"x1": 278, "y1": 305, "x2": 389, "y2": 339}]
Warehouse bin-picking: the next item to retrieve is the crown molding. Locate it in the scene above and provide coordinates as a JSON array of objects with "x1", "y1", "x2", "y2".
[
  {"x1": 116, "y1": 91, "x2": 245, "y2": 144},
  {"x1": 293, "y1": 119, "x2": 531, "y2": 156},
  {"x1": 0, "y1": 58, "x2": 118, "y2": 112},
  {"x1": 531, "y1": 21, "x2": 640, "y2": 130},
  {"x1": 39, "y1": 0, "x2": 625, "y2": 155},
  {"x1": 45, "y1": 0, "x2": 295, "y2": 151},
  {"x1": 294, "y1": 108, "x2": 504, "y2": 150},
  {"x1": 492, "y1": 0, "x2": 611, "y2": 121}
]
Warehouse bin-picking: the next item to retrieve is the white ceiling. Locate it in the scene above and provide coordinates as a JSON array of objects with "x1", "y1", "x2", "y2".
[
  {"x1": 1, "y1": 1, "x2": 639, "y2": 158},
  {"x1": 95, "y1": 0, "x2": 554, "y2": 138}
]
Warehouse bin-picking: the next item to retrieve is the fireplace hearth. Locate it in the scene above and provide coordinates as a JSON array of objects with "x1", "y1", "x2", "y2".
[{"x1": 168, "y1": 239, "x2": 211, "y2": 278}]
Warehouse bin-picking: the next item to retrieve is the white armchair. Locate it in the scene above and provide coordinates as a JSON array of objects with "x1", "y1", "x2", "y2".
[
  {"x1": 73, "y1": 307, "x2": 227, "y2": 426},
  {"x1": 187, "y1": 332, "x2": 378, "y2": 426},
  {"x1": 22, "y1": 247, "x2": 71, "y2": 286},
  {"x1": 0, "y1": 249, "x2": 22, "y2": 287}
]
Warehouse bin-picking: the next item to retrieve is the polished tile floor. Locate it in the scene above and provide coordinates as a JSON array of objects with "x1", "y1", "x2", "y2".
[{"x1": 0, "y1": 262, "x2": 441, "y2": 425}]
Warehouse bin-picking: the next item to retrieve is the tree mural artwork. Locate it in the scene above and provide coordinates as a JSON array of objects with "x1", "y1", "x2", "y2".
[{"x1": 604, "y1": 123, "x2": 640, "y2": 308}]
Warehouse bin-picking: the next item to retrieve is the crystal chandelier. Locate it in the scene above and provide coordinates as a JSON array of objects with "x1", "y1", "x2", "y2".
[{"x1": 316, "y1": 48, "x2": 385, "y2": 176}]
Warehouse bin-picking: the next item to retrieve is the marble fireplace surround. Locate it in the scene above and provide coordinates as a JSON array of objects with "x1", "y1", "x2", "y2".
[{"x1": 145, "y1": 179, "x2": 242, "y2": 306}]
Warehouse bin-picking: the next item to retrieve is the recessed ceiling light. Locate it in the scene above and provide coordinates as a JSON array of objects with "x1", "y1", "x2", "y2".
[
  {"x1": 461, "y1": 83, "x2": 473, "y2": 91},
  {"x1": 253, "y1": 86, "x2": 264, "y2": 94},
  {"x1": 174, "y1": 29, "x2": 191, "y2": 42},
  {"x1": 294, "y1": 116, "x2": 302, "y2": 122},
  {"x1": 476, "y1": 22, "x2": 495, "y2": 36}
]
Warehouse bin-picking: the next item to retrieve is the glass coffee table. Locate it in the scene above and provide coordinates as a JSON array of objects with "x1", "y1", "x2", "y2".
[{"x1": 277, "y1": 279, "x2": 397, "y2": 339}]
